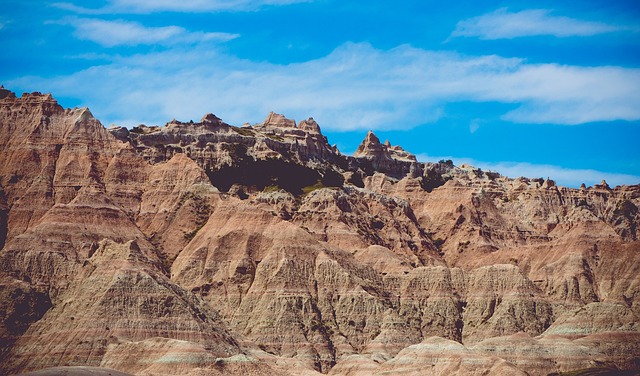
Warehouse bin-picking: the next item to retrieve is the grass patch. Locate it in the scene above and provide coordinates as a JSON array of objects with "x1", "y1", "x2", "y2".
[
  {"x1": 265, "y1": 133, "x2": 285, "y2": 142},
  {"x1": 302, "y1": 181, "x2": 328, "y2": 195},
  {"x1": 263, "y1": 185, "x2": 281, "y2": 193},
  {"x1": 231, "y1": 126, "x2": 256, "y2": 137}
]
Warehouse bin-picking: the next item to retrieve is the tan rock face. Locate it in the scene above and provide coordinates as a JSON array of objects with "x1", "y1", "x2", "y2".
[
  {"x1": 0, "y1": 275, "x2": 51, "y2": 362},
  {"x1": 462, "y1": 264, "x2": 554, "y2": 343},
  {"x1": 353, "y1": 131, "x2": 419, "y2": 178},
  {"x1": 2, "y1": 240, "x2": 239, "y2": 375},
  {"x1": 0, "y1": 93, "x2": 123, "y2": 242},
  {"x1": 0, "y1": 89, "x2": 639, "y2": 376},
  {"x1": 329, "y1": 336, "x2": 528, "y2": 376},
  {"x1": 290, "y1": 186, "x2": 441, "y2": 264}
]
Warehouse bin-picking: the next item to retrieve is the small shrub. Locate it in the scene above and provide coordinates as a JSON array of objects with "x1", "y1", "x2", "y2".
[
  {"x1": 184, "y1": 225, "x2": 204, "y2": 241},
  {"x1": 486, "y1": 171, "x2": 500, "y2": 180},
  {"x1": 263, "y1": 185, "x2": 281, "y2": 193}
]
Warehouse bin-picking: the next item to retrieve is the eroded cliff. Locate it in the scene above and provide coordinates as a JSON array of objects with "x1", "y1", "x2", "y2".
[{"x1": 0, "y1": 90, "x2": 638, "y2": 376}]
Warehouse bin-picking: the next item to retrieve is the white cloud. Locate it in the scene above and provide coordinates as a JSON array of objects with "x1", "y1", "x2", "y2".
[
  {"x1": 416, "y1": 154, "x2": 640, "y2": 188},
  {"x1": 8, "y1": 42, "x2": 640, "y2": 131},
  {"x1": 53, "y1": 0, "x2": 313, "y2": 14},
  {"x1": 452, "y1": 8, "x2": 622, "y2": 40},
  {"x1": 467, "y1": 63, "x2": 640, "y2": 124},
  {"x1": 66, "y1": 18, "x2": 238, "y2": 47}
]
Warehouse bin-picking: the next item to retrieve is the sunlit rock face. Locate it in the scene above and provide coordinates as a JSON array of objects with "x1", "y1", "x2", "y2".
[{"x1": 0, "y1": 90, "x2": 638, "y2": 376}]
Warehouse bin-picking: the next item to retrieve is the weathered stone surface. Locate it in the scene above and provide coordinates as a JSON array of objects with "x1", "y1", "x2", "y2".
[
  {"x1": 0, "y1": 93, "x2": 124, "y2": 242},
  {"x1": 17, "y1": 366, "x2": 135, "y2": 376},
  {"x1": 0, "y1": 89, "x2": 639, "y2": 375},
  {"x1": 353, "y1": 131, "x2": 418, "y2": 178},
  {"x1": 330, "y1": 336, "x2": 527, "y2": 376},
  {"x1": 2, "y1": 240, "x2": 240, "y2": 374}
]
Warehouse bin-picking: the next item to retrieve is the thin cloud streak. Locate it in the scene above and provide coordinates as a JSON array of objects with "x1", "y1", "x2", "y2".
[
  {"x1": 452, "y1": 8, "x2": 623, "y2": 40},
  {"x1": 64, "y1": 18, "x2": 238, "y2": 47},
  {"x1": 53, "y1": 0, "x2": 314, "y2": 14},
  {"x1": 8, "y1": 43, "x2": 640, "y2": 130}
]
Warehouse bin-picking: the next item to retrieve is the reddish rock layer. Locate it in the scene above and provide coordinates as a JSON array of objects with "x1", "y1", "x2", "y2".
[{"x1": 0, "y1": 90, "x2": 638, "y2": 376}]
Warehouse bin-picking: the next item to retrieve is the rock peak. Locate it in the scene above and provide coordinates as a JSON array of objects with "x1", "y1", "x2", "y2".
[
  {"x1": 0, "y1": 86, "x2": 12, "y2": 100},
  {"x1": 0, "y1": 89, "x2": 61, "y2": 117},
  {"x1": 542, "y1": 178, "x2": 556, "y2": 189},
  {"x1": 200, "y1": 113, "x2": 223, "y2": 125},
  {"x1": 354, "y1": 131, "x2": 416, "y2": 162},
  {"x1": 262, "y1": 112, "x2": 296, "y2": 128},
  {"x1": 298, "y1": 117, "x2": 321, "y2": 134},
  {"x1": 74, "y1": 107, "x2": 95, "y2": 124},
  {"x1": 595, "y1": 179, "x2": 611, "y2": 190},
  {"x1": 353, "y1": 130, "x2": 418, "y2": 177},
  {"x1": 365, "y1": 130, "x2": 380, "y2": 142},
  {"x1": 1, "y1": 88, "x2": 640, "y2": 376},
  {"x1": 354, "y1": 130, "x2": 385, "y2": 158}
]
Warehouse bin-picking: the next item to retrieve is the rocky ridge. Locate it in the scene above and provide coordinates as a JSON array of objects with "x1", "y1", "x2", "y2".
[{"x1": 0, "y1": 90, "x2": 638, "y2": 376}]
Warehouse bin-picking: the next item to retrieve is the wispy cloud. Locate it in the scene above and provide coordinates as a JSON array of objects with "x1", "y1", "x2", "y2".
[
  {"x1": 469, "y1": 119, "x2": 482, "y2": 134},
  {"x1": 416, "y1": 154, "x2": 640, "y2": 188},
  {"x1": 53, "y1": 0, "x2": 313, "y2": 14},
  {"x1": 452, "y1": 8, "x2": 622, "y2": 40},
  {"x1": 472, "y1": 63, "x2": 640, "y2": 124},
  {"x1": 62, "y1": 18, "x2": 238, "y2": 47},
  {"x1": 8, "y1": 43, "x2": 640, "y2": 130},
  {"x1": 0, "y1": 17, "x2": 10, "y2": 31}
]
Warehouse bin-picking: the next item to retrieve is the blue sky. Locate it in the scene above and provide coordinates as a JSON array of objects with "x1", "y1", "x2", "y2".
[{"x1": 1, "y1": 0, "x2": 639, "y2": 187}]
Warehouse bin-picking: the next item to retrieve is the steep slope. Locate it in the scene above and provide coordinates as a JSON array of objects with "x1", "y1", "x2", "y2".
[
  {"x1": 0, "y1": 92, "x2": 248, "y2": 375},
  {"x1": 0, "y1": 92, "x2": 123, "y2": 242},
  {"x1": 0, "y1": 89, "x2": 638, "y2": 376},
  {"x1": 3, "y1": 240, "x2": 239, "y2": 374}
]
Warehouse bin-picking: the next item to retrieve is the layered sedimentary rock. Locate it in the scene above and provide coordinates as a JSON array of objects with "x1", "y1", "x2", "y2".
[
  {"x1": 4, "y1": 240, "x2": 239, "y2": 374},
  {"x1": 0, "y1": 89, "x2": 639, "y2": 376},
  {"x1": 353, "y1": 131, "x2": 419, "y2": 178},
  {"x1": 329, "y1": 336, "x2": 528, "y2": 376}
]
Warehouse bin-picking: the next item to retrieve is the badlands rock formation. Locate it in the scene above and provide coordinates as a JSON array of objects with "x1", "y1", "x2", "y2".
[{"x1": 0, "y1": 89, "x2": 638, "y2": 376}]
